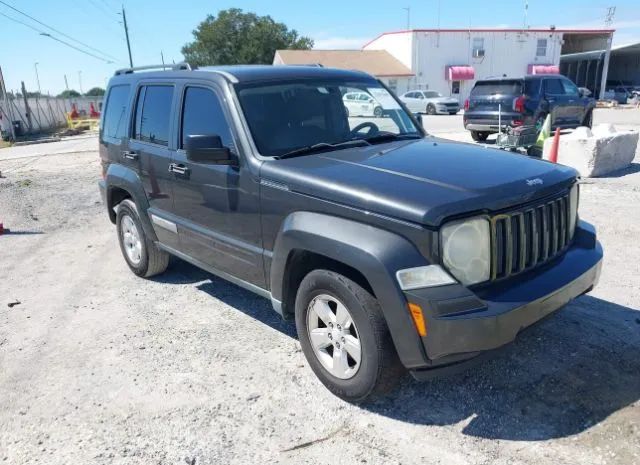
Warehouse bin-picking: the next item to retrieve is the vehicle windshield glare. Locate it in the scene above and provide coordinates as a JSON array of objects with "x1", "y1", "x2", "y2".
[{"x1": 236, "y1": 80, "x2": 421, "y2": 158}]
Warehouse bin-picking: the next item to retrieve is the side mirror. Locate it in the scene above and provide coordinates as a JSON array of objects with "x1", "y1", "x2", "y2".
[
  {"x1": 185, "y1": 134, "x2": 236, "y2": 165},
  {"x1": 578, "y1": 87, "x2": 592, "y2": 98}
]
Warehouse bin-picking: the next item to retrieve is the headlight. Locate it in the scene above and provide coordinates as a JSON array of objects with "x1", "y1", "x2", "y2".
[
  {"x1": 441, "y1": 216, "x2": 491, "y2": 285},
  {"x1": 569, "y1": 183, "x2": 579, "y2": 239}
]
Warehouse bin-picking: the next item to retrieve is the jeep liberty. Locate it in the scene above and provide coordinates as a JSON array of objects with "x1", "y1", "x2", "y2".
[{"x1": 99, "y1": 63, "x2": 603, "y2": 401}]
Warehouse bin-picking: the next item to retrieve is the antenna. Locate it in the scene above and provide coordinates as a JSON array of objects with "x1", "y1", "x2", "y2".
[
  {"x1": 604, "y1": 6, "x2": 616, "y2": 27},
  {"x1": 402, "y1": 6, "x2": 411, "y2": 30},
  {"x1": 523, "y1": 0, "x2": 528, "y2": 30}
]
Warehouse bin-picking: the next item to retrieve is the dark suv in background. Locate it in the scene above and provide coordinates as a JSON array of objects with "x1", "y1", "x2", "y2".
[{"x1": 463, "y1": 75, "x2": 595, "y2": 142}]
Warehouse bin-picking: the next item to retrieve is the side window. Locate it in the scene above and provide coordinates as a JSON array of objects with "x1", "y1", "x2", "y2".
[
  {"x1": 102, "y1": 85, "x2": 130, "y2": 139},
  {"x1": 561, "y1": 79, "x2": 579, "y2": 97},
  {"x1": 134, "y1": 85, "x2": 173, "y2": 146},
  {"x1": 472, "y1": 37, "x2": 485, "y2": 54},
  {"x1": 181, "y1": 86, "x2": 235, "y2": 151},
  {"x1": 524, "y1": 79, "x2": 541, "y2": 97},
  {"x1": 536, "y1": 39, "x2": 547, "y2": 57},
  {"x1": 544, "y1": 79, "x2": 564, "y2": 95},
  {"x1": 345, "y1": 94, "x2": 355, "y2": 100}
]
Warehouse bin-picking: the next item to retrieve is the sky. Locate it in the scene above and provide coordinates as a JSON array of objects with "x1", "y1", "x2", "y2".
[{"x1": 1, "y1": 0, "x2": 639, "y2": 95}]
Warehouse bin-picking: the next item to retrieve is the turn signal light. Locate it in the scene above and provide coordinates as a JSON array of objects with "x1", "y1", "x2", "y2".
[{"x1": 408, "y1": 303, "x2": 427, "y2": 337}]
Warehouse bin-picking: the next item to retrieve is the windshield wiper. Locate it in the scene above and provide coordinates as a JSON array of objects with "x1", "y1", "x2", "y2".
[
  {"x1": 276, "y1": 139, "x2": 370, "y2": 160},
  {"x1": 363, "y1": 133, "x2": 422, "y2": 145}
]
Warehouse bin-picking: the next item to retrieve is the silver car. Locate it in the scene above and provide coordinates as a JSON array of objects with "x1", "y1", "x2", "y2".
[{"x1": 400, "y1": 90, "x2": 460, "y2": 115}]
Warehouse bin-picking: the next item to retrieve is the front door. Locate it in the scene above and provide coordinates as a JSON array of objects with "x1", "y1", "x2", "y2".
[
  {"x1": 127, "y1": 83, "x2": 180, "y2": 249},
  {"x1": 170, "y1": 84, "x2": 265, "y2": 288},
  {"x1": 542, "y1": 78, "x2": 571, "y2": 128}
]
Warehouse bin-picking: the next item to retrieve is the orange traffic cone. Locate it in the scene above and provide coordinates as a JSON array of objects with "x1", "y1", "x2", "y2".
[{"x1": 548, "y1": 128, "x2": 561, "y2": 163}]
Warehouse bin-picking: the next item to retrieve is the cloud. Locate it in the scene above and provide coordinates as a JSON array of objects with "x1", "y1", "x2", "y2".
[{"x1": 312, "y1": 36, "x2": 370, "y2": 49}]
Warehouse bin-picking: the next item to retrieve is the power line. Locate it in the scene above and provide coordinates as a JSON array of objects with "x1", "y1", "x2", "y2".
[
  {"x1": 0, "y1": 11, "x2": 116, "y2": 63},
  {"x1": 0, "y1": 0, "x2": 120, "y2": 62}
]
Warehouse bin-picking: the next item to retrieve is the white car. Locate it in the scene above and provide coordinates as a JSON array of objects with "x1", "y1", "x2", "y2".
[
  {"x1": 343, "y1": 92, "x2": 384, "y2": 117},
  {"x1": 400, "y1": 90, "x2": 460, "y2": 115}
]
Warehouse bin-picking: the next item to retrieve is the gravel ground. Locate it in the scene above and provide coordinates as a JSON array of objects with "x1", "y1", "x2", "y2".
[{"x1": 1, "y1": 117, "x2": 639, "y2": 464}]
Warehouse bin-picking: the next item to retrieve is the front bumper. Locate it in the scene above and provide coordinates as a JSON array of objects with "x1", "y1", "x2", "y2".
[{"x1": 402, "y1": 220, "x2": 603, "y2": 375}]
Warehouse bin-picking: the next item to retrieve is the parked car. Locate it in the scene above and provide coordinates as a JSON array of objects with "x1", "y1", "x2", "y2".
[
  {"x1": 400, "y1": 90, "x2": 460, "y2": 114},
  {"x1": 99, "y1": 64, "x2": 602, "y2": 402},
  {"x1": 343, "y1": 91, "x2": 383, "y2": 117},
  {"x1": 463, "y1": 75, "x2": 595, "y2": 142}
]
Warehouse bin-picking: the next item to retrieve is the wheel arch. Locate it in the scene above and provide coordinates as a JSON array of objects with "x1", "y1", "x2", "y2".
[
  {"x1": 269, "y1": 211, "x2": 430, "y2": 368},
  {"x1": 104, "y1": 163, "x2": 157, "y2": 241}
]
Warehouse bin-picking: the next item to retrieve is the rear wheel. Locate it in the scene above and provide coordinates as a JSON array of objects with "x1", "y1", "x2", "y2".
[
  {"x1": 426, "y1": 104, "x2": 436, "y2": 115},
  {"x1": 470, "y1": 130, "x2": 489, "y2": 142},
  {"x1": 582, "y1": 110, "x2": 593, "y2": 128},
  {"x1": 116, "y1": 199, "x2": 169, "y2": 278},
  {"x1": 295, "y1": 269, "x2": 401, "y2": 402},
  {"x1": 344, "y1": 106, "x2": 350, "y2": 117},
  {"x1": 373, "y1": 106, "x2": 383, "y2": 118}
]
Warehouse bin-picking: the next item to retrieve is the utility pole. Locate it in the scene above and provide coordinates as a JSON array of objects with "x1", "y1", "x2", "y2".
[
  {"x1": 64, "y1": 74, "x2": 69, "y2": 91},
  {"x1": 523, "y1": 0, "x2": 529, "y2": 30},
  {"x1": 21, "y1": 81, "x2": 33, "y2": 133},
  {"x1": 122, "y1": 6, "x2": 133, "y2": 67},
  {"x1": 161, "y1": 50, "x2": 165, "y2": 69},
  {"x1": 78, "y1": 70, "x2": 83, "y2": 94},
  {"x1": 402, "y1": 7, "x2": 411, "y2": 30},
  {"x1": 34, "y1": 62, "x2": 42, "y2": 95},
  {"x1": 0, "y1": 66, "x2": 16, "y2": 141}
]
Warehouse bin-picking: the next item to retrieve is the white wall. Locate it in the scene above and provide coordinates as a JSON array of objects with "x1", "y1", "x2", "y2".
[
  {"x1": 1, "y1": 96, "x2": 103, "y2": 138},
  {"x1": 379, "y1": 77, "x2": 411, "y2": 96},
  {"x1": 366, "y1": 30, "x2": 564, "y2": 103}
]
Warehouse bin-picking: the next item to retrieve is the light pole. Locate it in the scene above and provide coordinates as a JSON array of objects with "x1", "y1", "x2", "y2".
[
  {"x1": 78, "y1": 70, "x2": 83, "y2": 95},
  {"x1": 34, "y1": 62, "x2": 42, "y2": 95}
]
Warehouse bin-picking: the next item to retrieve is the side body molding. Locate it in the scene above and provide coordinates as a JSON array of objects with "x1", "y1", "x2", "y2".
[
  {"x1": 105, "y1": 163, "x2": 157, "y2": 242},
  {"x1": 269, "y1": 211, "x2": 431, "y2": 368}
]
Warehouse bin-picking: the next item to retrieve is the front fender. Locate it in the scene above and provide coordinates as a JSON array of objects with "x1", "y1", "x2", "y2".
[
  {"x1": 105, "y1": 163, "x2": 157, "y2": 242},
  {"x1": 270, "y1": 211, "x2": 430, "y2": 369}
]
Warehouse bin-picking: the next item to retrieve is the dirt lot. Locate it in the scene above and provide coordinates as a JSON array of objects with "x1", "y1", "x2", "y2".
[{"x1": 1, "y1": 113, "x2": 639, "y2": 464}]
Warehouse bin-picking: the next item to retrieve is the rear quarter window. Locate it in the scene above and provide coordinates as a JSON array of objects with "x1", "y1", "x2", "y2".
[
  {"x1": 471, "y1": 80, "x2": 523, "y2": 97},
  {"x1": 101, "y1": 85, "x2": 130, "y2": 140}
]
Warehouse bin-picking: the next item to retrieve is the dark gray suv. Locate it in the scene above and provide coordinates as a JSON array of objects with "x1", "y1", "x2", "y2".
[
  {"x1": 464, "y1": 75, "x2": 596, "y2": 142},
  {"x1": 99, "y1": 63, "x2": 602, "y2": 401}
]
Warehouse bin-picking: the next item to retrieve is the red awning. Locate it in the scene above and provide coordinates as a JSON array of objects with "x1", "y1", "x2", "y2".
[
  {"x1": 446, "y1": 65, "x2": 475, "y2": 81},
  {"x1": 528, "y1": 64, "x2": 560, "y2": 75}
]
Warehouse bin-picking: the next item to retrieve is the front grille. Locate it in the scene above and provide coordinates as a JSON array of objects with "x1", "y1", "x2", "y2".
[{"x1": 490, "y1": 191, "x2": 572, "y2": 280}]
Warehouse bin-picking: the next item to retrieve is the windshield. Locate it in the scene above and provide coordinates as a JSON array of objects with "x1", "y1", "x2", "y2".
[{"x1": 236, "y1": 79, "x2": 421, "y2": 157}]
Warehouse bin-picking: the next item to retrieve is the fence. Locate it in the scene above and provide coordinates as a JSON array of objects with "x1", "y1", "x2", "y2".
[{"x1": 0, "y1": 95, "x2": 103, "y2": 139}]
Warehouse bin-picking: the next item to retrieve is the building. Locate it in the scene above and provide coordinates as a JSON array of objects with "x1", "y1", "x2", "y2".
[
  {"x1": 363, "y1": 28, "x2": 614, "y2": 102},
  {"x1": 272, "y1": 49, "x2": 414, "y2": 94},
  {"x1": 561, "y1": 41, "x2": 640, "y2": 97}
]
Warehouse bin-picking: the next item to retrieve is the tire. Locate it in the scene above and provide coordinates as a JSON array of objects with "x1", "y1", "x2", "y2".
[
  {"x1": 582, "y1": 110, "x2": 593, "y2": 128},
  {"x1": 344, "y1": 106, "x2": 350, "y2": 117},
  {"x1": 426, "y1": 104, "x2": 436, "y2": 115},
  {"x1": 470, "y1": 130, "x2": 489, "y2": 142},
  {"x1": 373, "y1": 106, "x2": 383, "y2": 118},
  {"x1": 116, "y1": 199, "x2": 169, "y2": 278},
  {"x1": 295, "y1": 270, "x2": 402, "y2": 402}
]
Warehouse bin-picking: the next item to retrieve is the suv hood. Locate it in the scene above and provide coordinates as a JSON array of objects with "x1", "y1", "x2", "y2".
[{"x1": 260, "y1": 137, "x2": 577, "y2": 227}]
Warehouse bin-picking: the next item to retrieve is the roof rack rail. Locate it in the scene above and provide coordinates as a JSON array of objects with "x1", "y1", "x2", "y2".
[{"x1": 114, "y1": 62, "x2": 192, "y2": 76}]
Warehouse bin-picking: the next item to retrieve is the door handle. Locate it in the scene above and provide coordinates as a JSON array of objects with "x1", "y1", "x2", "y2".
[
  {"x1": 168, "y1": 163, "x2": 190, "y2": 177},
  {"x1": 122, "y1": 150, "x2": 138, "y2": 160}
]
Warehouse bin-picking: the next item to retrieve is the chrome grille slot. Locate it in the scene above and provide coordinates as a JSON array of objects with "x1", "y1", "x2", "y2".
[{"x1": 490, "y1": 191, "x2": 572, "y2": 281}]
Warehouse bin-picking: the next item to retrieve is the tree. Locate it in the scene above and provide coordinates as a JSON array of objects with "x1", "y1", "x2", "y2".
[
  {"x1": 85, "y1": 87, "x2": 105, "y2": 96},
  {"x1": 58, "y1": 89, "x2": 81, "y2": 98},
  {"x1": 182, "y1": 8, "x2": 313, "y2": 66}
]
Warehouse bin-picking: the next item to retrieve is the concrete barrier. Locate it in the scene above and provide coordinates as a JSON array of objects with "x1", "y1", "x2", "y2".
[{"x1": 543, "y1": 124, "x2": 639, "y2": 177}]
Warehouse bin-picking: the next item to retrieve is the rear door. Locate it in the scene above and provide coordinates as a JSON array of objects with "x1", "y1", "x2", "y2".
[
  {"x1": 541, "y1": 78, "x2": 571, "y2": 127},
  {"x1": 127, "y1": 83, "x2": 180, "y2": 249}
]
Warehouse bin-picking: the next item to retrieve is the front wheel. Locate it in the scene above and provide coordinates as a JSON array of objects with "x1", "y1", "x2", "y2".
[
  {"x1": 295, "y1": 270, "x2": 401, "y2": 402},
  {"x1": 373, "y1": 106, "x2": 383, "y2": 118},
  {"x1": 426, "y1": 104, "x2": 436, "y2": 115},
  {"x1": 582, "y1": 110, "x2": 593, "y2": 128}
]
